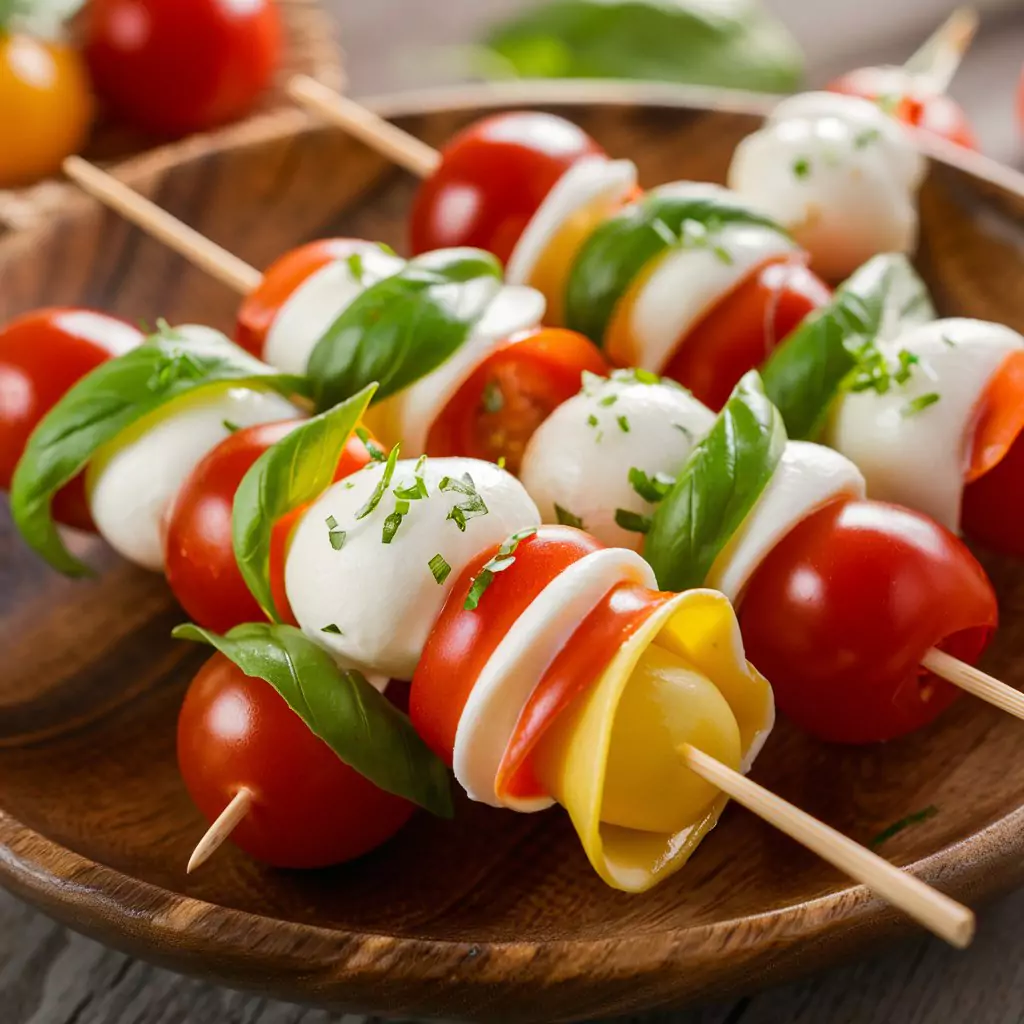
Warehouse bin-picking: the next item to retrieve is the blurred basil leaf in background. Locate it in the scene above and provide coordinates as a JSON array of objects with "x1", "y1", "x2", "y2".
[
  {"x1": 485, "y1": 0, "x2": 804, "y2": 93},
  {"x1": 1, "y1": 0, "x2": 86, "y2": 37}
]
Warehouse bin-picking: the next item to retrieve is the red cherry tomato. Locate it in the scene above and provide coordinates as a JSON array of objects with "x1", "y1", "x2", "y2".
[
  {"x1": 236, "y1": 239, "x2": 373, "y2": 360},
  {"x1": 829, "y1": 68, "x2": 977, "y2": 149},
  {"x1": 425, "y1": 327, "x2": 608, "y2": 473},
  {"x1": 411, "y1": 526, "x2": 602, "y2": 764},
  {"x1": 739, "y1": 498, "x2": 997, "y2": 745},
  {"x1": 410, "y1": 112, "x2": 605, "y2": 262},
  {"x1": 661, "y1": 258, "x2": 831, "y2": 411},
  {"x1": 178, "y1": 654, "x2": 413, "y2": 868},
  {"x1": 0, "y1": 309, "x2": 142, "y2": 530},
  {"x1": 164, "y1": 422, "x2": 371, "y2": 633},
  {"x1": 84, "y1": 0, "x2": 281, "y2": 137},
  {"x1": 962, "y1": 433, "x2": 1024, "y2": 557}
]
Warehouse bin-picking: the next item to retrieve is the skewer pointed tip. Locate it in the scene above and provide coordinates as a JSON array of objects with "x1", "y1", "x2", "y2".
[{"x1": 186, "y1": 788, "x2": 253, "y2": 875}]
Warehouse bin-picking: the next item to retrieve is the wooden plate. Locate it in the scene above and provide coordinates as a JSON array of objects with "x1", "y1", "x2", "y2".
[{"x1": 1, "y1": 84, "x2": 1024, "y2": 1024}]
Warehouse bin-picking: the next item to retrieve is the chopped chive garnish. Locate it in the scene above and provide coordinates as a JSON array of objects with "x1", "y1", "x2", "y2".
[
  {"x1": 901, "y1": 392, "x2": 940, "y2": 417},
  {"x1": 587, "y1": 413, "x2": 599, "y2": 428},
  {"x1": 792, "y1": 156, "x2": 811, "y2": 179},
  {"x1": 611, "y1": 367, "x2": 660, "y2": 387},
  {"x1": 598, "y1": 393, "x2": 618, "y2": 407},
  {"x1": 346, "y1": 252, "x2": 365, "y2": 283},
  {"x1": 382, "y1": 497, "x2": 411, "y2": 544},
  {"x1": 464, "y1": 528, "x2": 537, "y2": 610},
  {"x1": 321, "y1": 623, "x2": 343, "y2": 635},
  {"x1": 393, "y1": 456, "x2": 429, "y2": 501},
  {"x1": 854, "y1": 127, "x2": 881, "y2": 149},
  {"x1": 554, "y1": 503, "x2": 584, "y2": 529},
  {"x1": 222, "y1": 419, "x2": 241, "y2": 433},
  {"x1": 713, "y1": 245, "x2": 734, "y2": 265},
  {"x1": 615, "y1": 508, "x2": 652, "y2": 534},
  {"x1": 869, "y1": 806, "x2": 938, "y2": 849},
  {"x1": 673, "y1": 421, "x2": 694, "y2": 440},
  {"x1": 628, "y1": 467, "x2": 675, "y2": 504},
  {"x1": 440, "y1": 472, "x2": 488, "y2": 532},
  {"x1": 941, "y1": 334, "x2": 957, "y2": 348},
  {"x1": 355, "y1": 426, "x2": 387, "y2": 463},
  {"x1": 482, "y1": 379, "x2": 504, "y2": 414},
  {"x1": 497, "y1": 455, "x2": 506, "y2": 470},
  {"x1": 355, "y1": 444, "x2": 400, "y2": 520},
  {"x1": 428, "y1": 553, "x2": 452, "y2": 584},
  {"x1": 617, "y1": 415, "x2": 630, "y2": 433},
  {"x1": 325, "y1": 514, "x2": 347, "y2": 551}
]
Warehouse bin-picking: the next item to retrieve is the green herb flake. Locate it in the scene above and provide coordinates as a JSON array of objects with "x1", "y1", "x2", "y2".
[
  {"x1": 713, "y1": 245, "x2": 734, "y2": 265},
  {"x1": 355, "y1": 444, "x2": 400, "y2": 521},
  {"x1": 629, "y1": 467, "x2": 675, "y2": 504},
  {"x1": 325, "y1": 514, "x2": 347, "y2": 551},
  {"x1": 854, "y1": 127, "x2": 881, "y2": 149},
  {"x1": 382, "y1": 498, "x2": 411, "y2": 544},
  {"x1": 617, "y1": 415, "x2": 630, "y2": 433},
  {"x1": 464, "y1": 528, "x2": 537, "y2": 611},
  {"x1": 377, "y1": 241, "x2": 398, "y2": 257},
  {"x1": 393, "y1": 455, "x2": 429, "y2": 501},
  {"x1": 347, "y1": 252, "x2": 365, "y2": 283},
  {"x1": 321, "y1": 623, "x2": 343, "y2": 635},
  {"x1": 497, "y1": 455, "x2": 507, "y2": 470},
  {"x1": 554, "y1": 503, "x2": 584, "y2": 529},
  {"x1": 598, "y1": 393, "x2": 618, "y2": 407},
  {"x1": 901, "y1": 392, "x2": 940, "y2": 418},
  {"x1": 792, "y1": 157, "x2": 811, "y2": 179},
  {"x1": 587, "y1": 413, "x2": 599, "y2": 429},
  {"x1": 673, "y1": 421, "x2": 694, "y2": 440},
  {"x1": 440, "y1": 472, "x2": 489, "y2": 532},
  {"x1": 355, "y1": 426, "x2": 387, "y2": 463},
  {"x1": 942, "y1": 334, "x2": 957, "y2": 348},
  {"x1": 428, "y1": 553, "x2": 452, "y2": 585},
  {"x1": 482, "y1": 379, "x2": 504, "y2": 414},
  {"x1": 222, "y1": 419, "x2": 241, "y2": 434},
  {"x1": 876, "y1": 93, "x2": 900, "y2": 116},
  {"x1": 869, "y1": 806, "x2": 938, "y2": 850},
  {"x1": 615, "y1": 508, "x2": 652, "y2": 534}
]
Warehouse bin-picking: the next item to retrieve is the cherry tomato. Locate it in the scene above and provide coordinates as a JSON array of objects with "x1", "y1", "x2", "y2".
[
  {"x1": 739, "y1": 498, "x2": 997, "y2": 745},
  {"x1": 84, "y1": 0, "x2": 281, "y2": 137},
  {"x1": 661, "y1": 258, "x2": 831, "y2": 411},
  {"x1": 0, "y1": 33, "x2": 93, "y2": 187},
  {"x1": 410, "y1": 112, "x2": 605, "y2": 263},
  {"x1": 236, "y1": 239, "x2": 372, "y2": 360},
  {"x1": 830, "y1": 68, "x2": 977, "y2": 149},
  {"x1": 0, "y1": 309, "x2": 141, "y2": 530},
  {"x1": 178, "y1": 654, "x2": 413, "y2": 868},
  {"x1": 164, "y1": 423, "x2": 372, "y2": 634},
  {"x1": 411, "y1": 526, "x2": 602, "y2": 764},
  {"x1": 425, "y1": 327, "x2": 608, "y2": 473}
]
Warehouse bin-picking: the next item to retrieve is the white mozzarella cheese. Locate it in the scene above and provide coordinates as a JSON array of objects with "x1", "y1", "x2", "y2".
[
  {"x1": 826, "y1": 318, "x2": 1024, "y2": 533},
  {"x1": 284, "y1": 456, "x2": 540, "y2": 681},
  {"x1": 626, "y1": 182, "x2": 795, "y2": 371},
  {"x1": 87, "y1": 384, "x2": 302, "y2": 572},
  {"x1": 453, "y1": 547, "x2": 656, "y2": 809},
  {"x1": 728, "y1": 92, "x2": 925, "y2": 281},
  {"x1": 505, "y1": 156, "x2": 639, "y2": 286},
  {"x1": 520, "y1": 374, "x2": 715, "y2": 551},
  {"x1": 707, "y1": 441, "x2": 866, "y2": 602},
  {"x1": 53, "y1": 310, "x2": 143, "y2": 356},
  {"x1": 379, "y1": 282, "x2": 546, "y2": 455},
  {"x1": 263, "y1": 244, "x2": 405, "y2": 375}
]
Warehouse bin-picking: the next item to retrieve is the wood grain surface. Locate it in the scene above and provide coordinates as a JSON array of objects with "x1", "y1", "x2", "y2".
[{"x1": 1, "y1": 2, "x2": 1023, "y2": 1023}]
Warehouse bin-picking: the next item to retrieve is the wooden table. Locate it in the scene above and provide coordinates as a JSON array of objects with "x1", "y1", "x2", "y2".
[{"x1": 4, "y1": 2, "x2": 1023, "y2": 1022}]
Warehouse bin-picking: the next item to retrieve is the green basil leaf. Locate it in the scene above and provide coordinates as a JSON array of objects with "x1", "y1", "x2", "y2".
[
  {"x1": 645, "y1": 371, "x2": 785, "y2": 592},
  {"x1": 173, "y1": 622, "x2": 453, "y2": 818},
  {"x1": 565, "y1": 190, "x2": 788, "y2": 344},
  {"x1": 307, "y1": 248, "x2": 503, "y2": 411},
  {"x1": 486, "y1": 0, "x2": 803, "y2": 93},
  {"x1": 232, "y1": 384, "x2": 377, "y2": 622},
  {"x1": 10, "y1": 326, "x2": 309, "y2": 577},
  {"x1": 761, "y1": 253, "x2": 935, "y2": 441}
]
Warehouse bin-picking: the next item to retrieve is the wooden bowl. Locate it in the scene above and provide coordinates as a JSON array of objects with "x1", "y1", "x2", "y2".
[{"x1": 1, "y1": 84, "x2": 1024, "y2": 1024}]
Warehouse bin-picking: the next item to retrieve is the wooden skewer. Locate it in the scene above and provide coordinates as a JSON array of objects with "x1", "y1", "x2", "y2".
[
  {"x1": 287, "y1": 75, "x2": 440, "y2": 179},
  {"x1": 902, "y1": 7, "x2": 979, "y2": 94},
  {"x1": 63, "y1": 156, "x2": 262, "y2": 296},
  {"x1": 681, "y1": 744, "x2": 974, "y2": 948},
  {"x1": 923, "y1": 647, "x2": 1024, "y2": 720},
  {"x1": 187, "y1": 787, "x2": 254, "y2": 873}
]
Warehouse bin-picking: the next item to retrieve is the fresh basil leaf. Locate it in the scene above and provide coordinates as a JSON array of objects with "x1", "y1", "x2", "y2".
[
  {"x1": 173, "y1": 622, "x2": 453, "y2": 818},
  {"x1": 10, "y1": 327, "x2": 309, "y2": 577},
  {"x1": 486, "y1": 0, "x2": 802, "y2": 93},
  {"x1": 565, "y1": 190, "x2": 788, "y2": 344},
  {"x1": 762, "y1": 253, "x2": 935, "y2": 441},
  {"x1": 232, "y1": 384, "x2": 377, "y2": 621},
  {"x1": 307, "y1": 248, "x2": 502, "y2": 411},
  {"x1": 646, "y1": 371, "x2": 785, "y2": 592}
]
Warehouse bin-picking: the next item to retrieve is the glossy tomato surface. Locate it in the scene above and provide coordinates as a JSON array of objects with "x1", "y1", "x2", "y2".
[
  {"x1": 164, "y1": 423, "x2": 371, "y2": 633},
  {"x1": 178, "y1": 654, "x2": 414, "y2": 869},
  {"x1": 0, "y1": 309, "x2": 141, "y2": 530},
  {"x1": 426, "y1": 327, "x2": 608, "y2": 473},
  {"x1": 411, "y1": 525, "x2": 602, "y2": 764},
  {"x1": 739, "y1": 498, "x2": 997, "y2": 744},
  {"x1": 84, "y1": 0, "x2": 280, "y2": 136},
  {"x1": 662, "y1": 257, "x2": 831, "y2": 410},
  {"x1": 410, "y1": 111, "x2": 604, "y2": 262},
  {"x1": 962, "y1": 432, "x2": 1024, "y2": 558},
  {"x1": 0, "y1": 34, "x2": 93, "y2": 187}
]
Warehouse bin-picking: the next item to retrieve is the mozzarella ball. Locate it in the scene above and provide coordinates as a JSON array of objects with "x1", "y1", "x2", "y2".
[
  {"x1": 729, "y1": 92, "x2": 925, "y2": 281},
  {"x1": 87, "y1": 385, "x2": 302, "y2": 572},
  {"x1": 285, "y1": 456, "x2": 540, "y2": 681},
  {"x1": 520, "y1": 373, "x2": 715, "y2": 550}
]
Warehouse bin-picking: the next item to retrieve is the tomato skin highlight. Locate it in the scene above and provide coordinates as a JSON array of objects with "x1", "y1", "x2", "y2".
[
  {"x1": 425, "y1": 327, "x2": 609, "y2": 473},
  {"x1": 661, "y1": 257, "x2": 831, "y2": 410},
  {"x1": 738, "y1": 498, "x2": 997, "y2": 745},
  {"x1": 164, "y1": 422, "x2": 371, "y2": 633},
  {"x1": 84, "y1": 0, "x2": 281, "y2": 136},
  {"x1": 0, "y1": 309, "x2": 142, "y2": 531},
  {"x1": 410, "y1": 526, "x2": 603, "y2": 765},
  {"x1": 178, "y1": 654, "x2": 414, "y2": 869},
  {"x1": 410, "y1": 112, "x2": 605, "y2": 262}
]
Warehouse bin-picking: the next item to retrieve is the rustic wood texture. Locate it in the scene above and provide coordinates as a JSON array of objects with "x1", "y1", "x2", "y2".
[{"x1": 1, "y1": 88, "x2": 1024, "y2": 1022}]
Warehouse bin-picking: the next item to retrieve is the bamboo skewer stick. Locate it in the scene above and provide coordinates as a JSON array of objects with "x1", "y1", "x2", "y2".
[
  {"x1": 681, "y1": 745, "x2": 974, "y2": 949},
  {"x1": 923, "y1": 648, "x2": 1024, "y2": 720},
  {"x1": 187, "y1": 787, "x2": 254, "y2": 874},
  {"x1": 903, "y1": 7, "x2": 979, "y2": 94}
]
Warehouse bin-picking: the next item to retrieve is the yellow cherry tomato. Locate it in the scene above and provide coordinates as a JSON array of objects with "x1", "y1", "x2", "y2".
[{"x1": 0, "y1": 32, "x2": 93, "y2": 188}]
